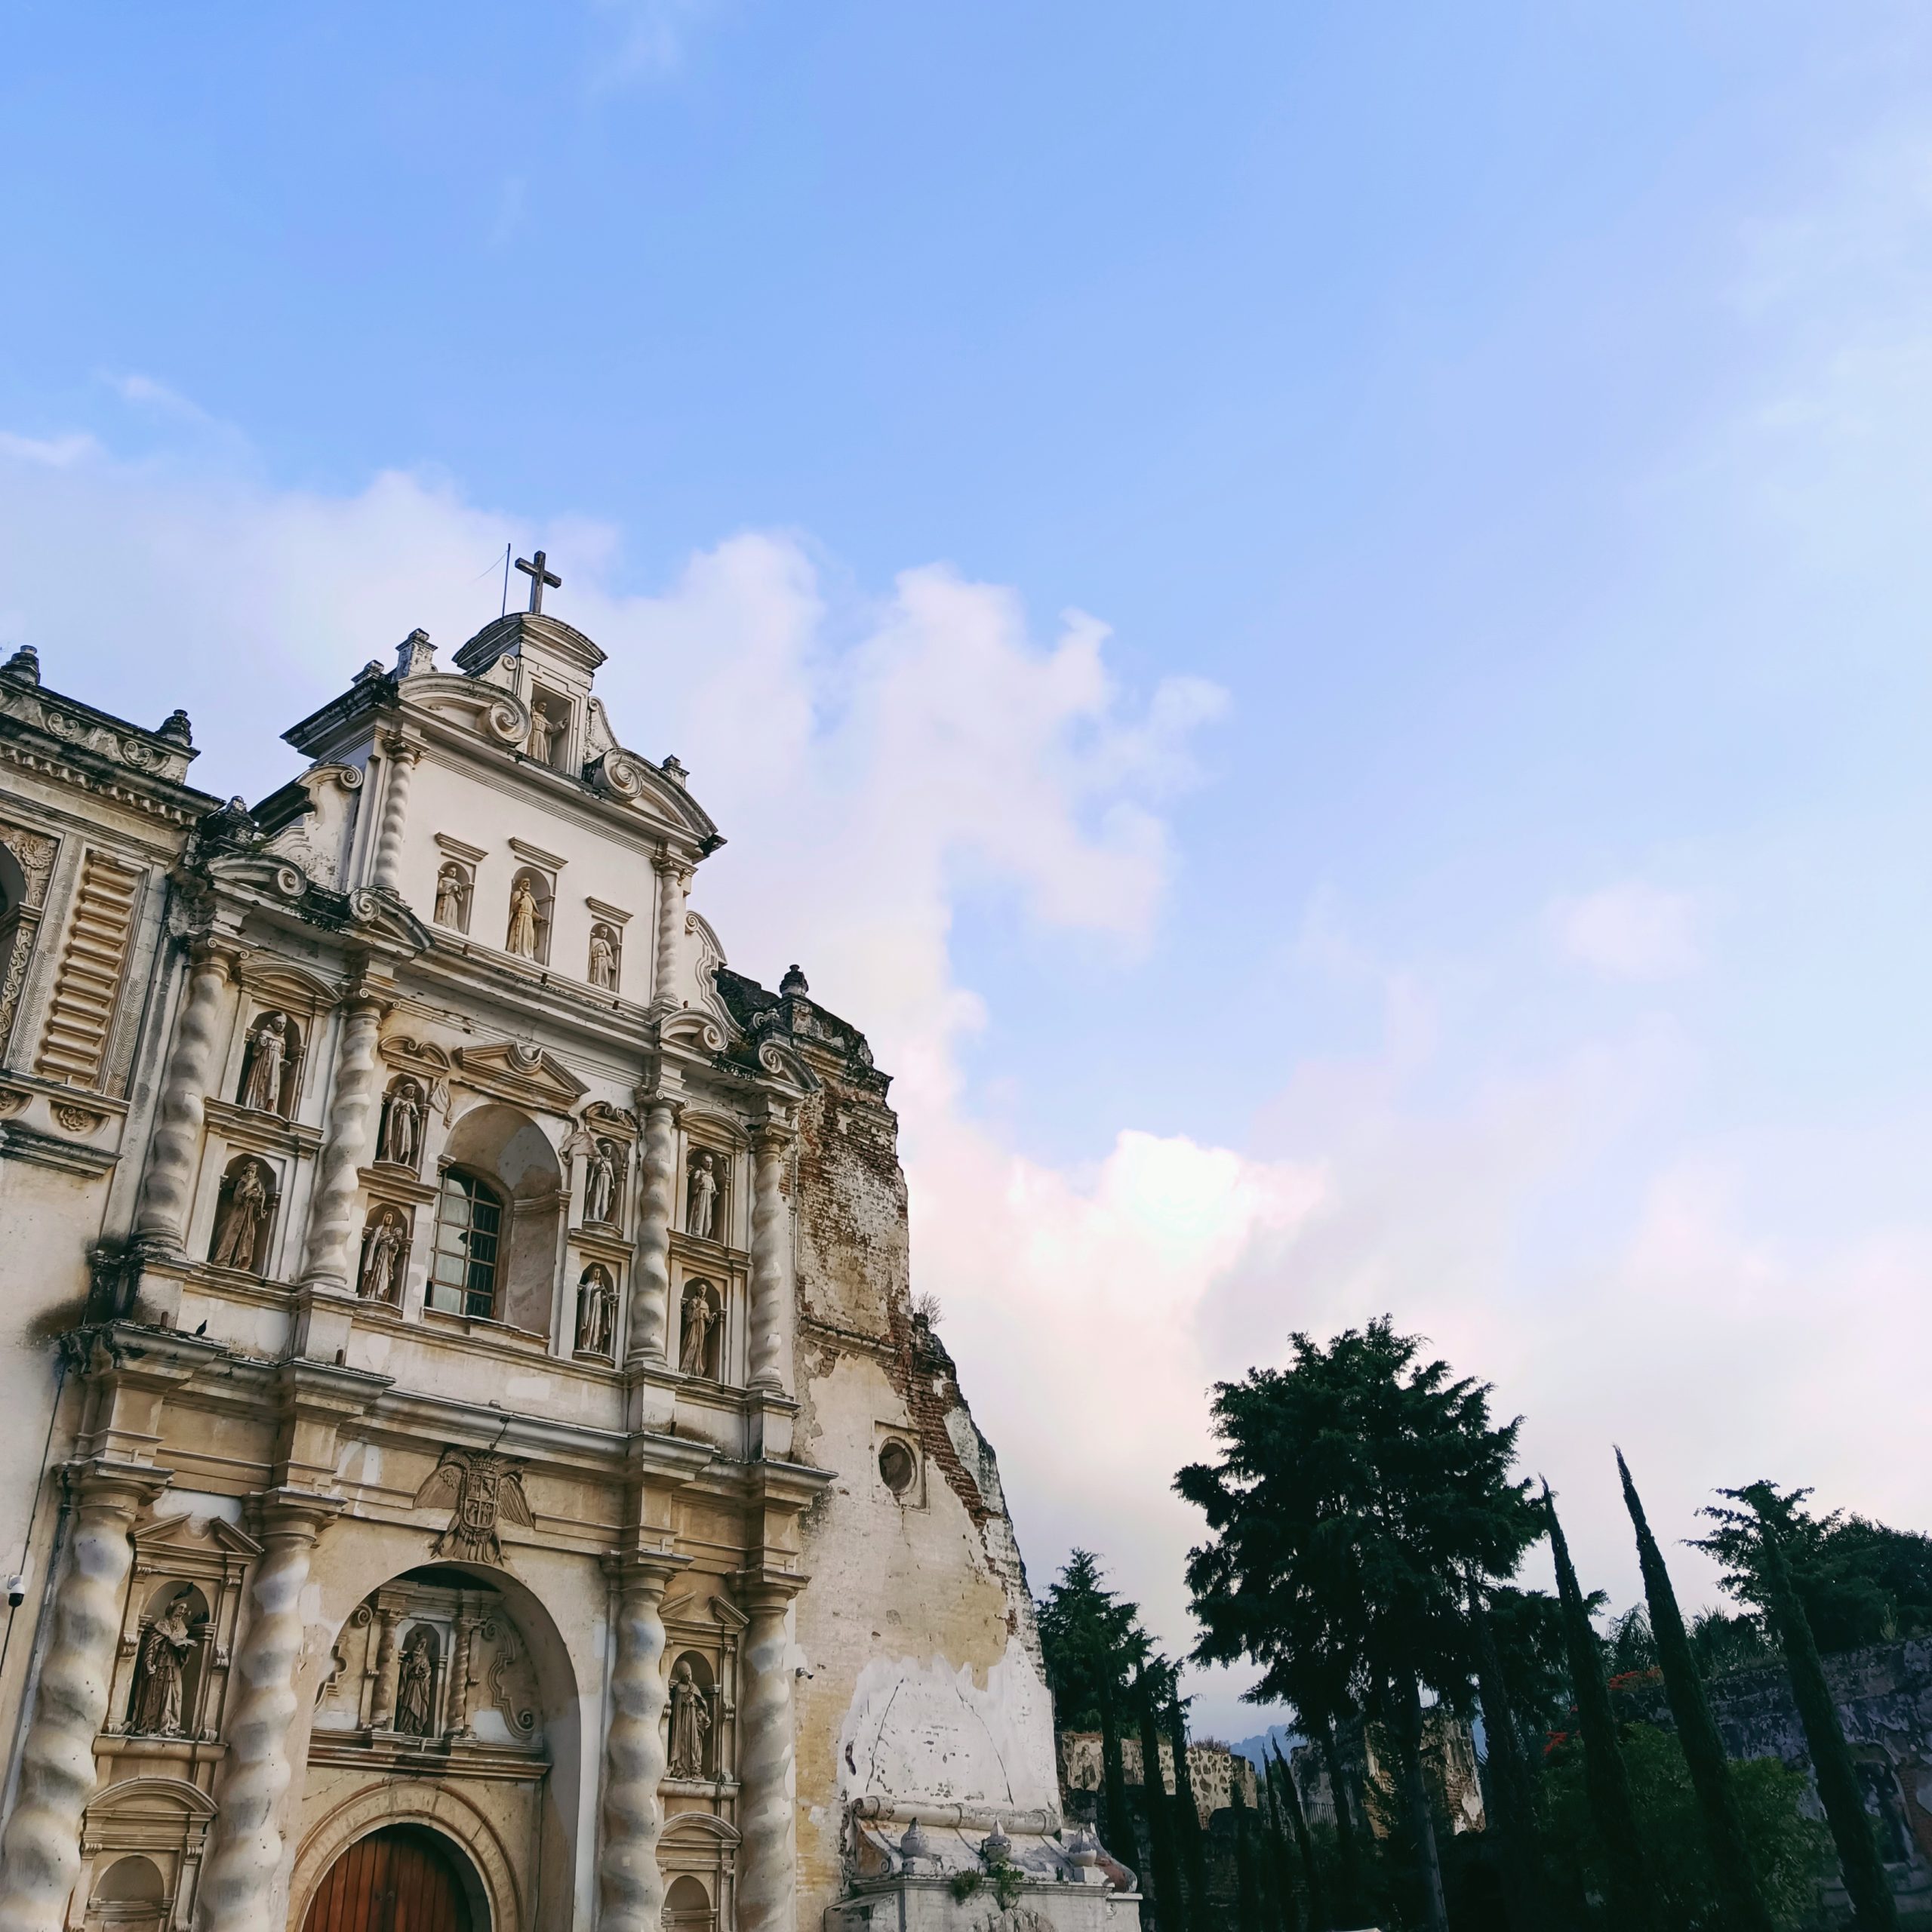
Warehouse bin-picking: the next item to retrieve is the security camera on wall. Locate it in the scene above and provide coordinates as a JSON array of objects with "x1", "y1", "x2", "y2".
[{"x1": 6, "y1": 1560, "x2": 29, "y2": 1609}]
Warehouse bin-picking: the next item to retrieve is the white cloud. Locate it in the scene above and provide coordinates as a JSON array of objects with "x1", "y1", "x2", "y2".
[{"x1": 1553, "y1": 881, "x2": 1701, "y2": 980}]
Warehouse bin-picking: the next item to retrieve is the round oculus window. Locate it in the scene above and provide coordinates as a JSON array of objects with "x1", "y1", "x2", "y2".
[{"x1": 878, "y1": 1440, "x2": 916, "y2": 1495}]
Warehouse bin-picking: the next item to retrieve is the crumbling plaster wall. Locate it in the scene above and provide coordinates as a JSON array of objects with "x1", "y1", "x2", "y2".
[{"x1": 788, "y1": 1033, "x2": 1057, "y2": 1924}]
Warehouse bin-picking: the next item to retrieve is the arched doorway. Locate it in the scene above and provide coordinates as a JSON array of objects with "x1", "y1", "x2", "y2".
[{"x1": 300, "y1": 1826, "x2": 478, "y2": 1932}]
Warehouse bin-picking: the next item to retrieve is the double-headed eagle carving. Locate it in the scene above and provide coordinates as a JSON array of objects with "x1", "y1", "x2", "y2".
[{"x1": 414, "y1": 1449, "x2": 534, "y2": 1567}]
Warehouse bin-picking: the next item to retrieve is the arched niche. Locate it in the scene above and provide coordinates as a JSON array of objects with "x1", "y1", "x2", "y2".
[
  {"x1": 432, "y1": 1103, "x2": 561, "y2": 1334},
  {"x1": 299, "y1": 1558, "x2": 583, "y2": 1932},
  {"x1": 433, "y1": 858, "x2": 473, "y2": 934},
  {"x1": 235, "y1": 1008, "x2": 303, "y2": 1116},
  {"x1": 208, "y1": 1155, "x2": 277, "y2": 1275},
  {"x1": 86, "y1": 1851, "x2": 165, "y2": 1931},
  {"x1": 503, "y1": 866, "x2": 552, "y2": 964},
  {"x1": 660, "y1": 1814, "x2": 738, "y2": 1932},
  {"x1": 665, "y1": 1872, "x2": 716, "y2": 1932},
  {"x1": 123, "y1": 1582, "x2": 211, "y2": 1738},
  {"x1": 375, "y1": 1075, "x2": 427, "y2": 1171}
]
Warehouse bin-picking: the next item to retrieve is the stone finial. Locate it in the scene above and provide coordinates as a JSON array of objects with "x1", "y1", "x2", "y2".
[
  {"x1": 354, "y1": 660, "x2": 386, "y2": 684},
  {"x1": 981, "y1": 1822, "x2": 1012, "y2": 1864},
  {"x1": 898, "y1": 1820, "x2": 934, "y2": 1873},
  {"x1": 2, "y1": 645, "x2": 40, "y2": 685},
  {"x1": 779, "y1": 964, "x2": 809, "y2": 998},
  {"x1": 394, "y1": 629, "x2": 436, "y2": 680},
  {"x1": 661, "y1": 755, "x2": 688, "y2": 787},
  {"x1": 158, "y1": 709, "x2": 193, "y2": 745}
]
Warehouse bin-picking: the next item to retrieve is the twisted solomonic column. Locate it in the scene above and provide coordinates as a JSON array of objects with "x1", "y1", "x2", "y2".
[
  {"x1": 197, "y1": 1491, "x2": 342, "y2": 1932},
  {"x1": 746, "y1": 1123, "x2": 791, "y2": 1392},
  {"x1": 298, "y1": 995, "x2": 385, "y2": 1291},
  {"x1": 367, "y1": 737, "x2": 420, "y2": 897},
  {"x1": 0, "y1": 1461, "x2": 165, "y2": 1932},
  {"x1": 131, "y1": 942, "x2": 234, "y2": 1253},
  {"x1": 735, "y1": 1580, "x2": 803, "y2": 1932},
  {"x1": 648, "y1": 851, "x2": 691, "y2": 1014},
  {"x1": 628, "y1": 1100, "x2": 678, "y2": 1364},
  {"x1": 598, "y1": 1553, "x2": 686, "y2": 1932}
]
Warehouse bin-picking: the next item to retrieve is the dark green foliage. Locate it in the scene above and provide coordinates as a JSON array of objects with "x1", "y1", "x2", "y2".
[
  {"x1": 1618, "y1": 1451, "x2": 1775, "y2": 1932},
  {"x1": 1231, "y1": 1777, "x2": 1266, "y2": 1932},
  {"x1": 1546, "y1": 1484, "x2": 1666, "y2": 1932},
  {"x1": 1540, "y1": 1724, "x2": 1831, "y2": 1929},
  {"x1": 1468, "y1": 1579, "x2": 1552, "y2": 1930},
  {"x1": 1177, "y1": 1318, "x2": 1539, "y2": 1931},
  {"x1": 1690, "y1": 1609, "x2": 1776, "y2": 1680},
  {"x1": 1258, "y1": 1750, "x2": 1303, "y2": 1932},
  {"x1": 1135, "y1": 1669, "x2": 1187, "y2": 1932},
  {"x1": 1484, "y1": 1581, "x2": 1580, "y2": 1745},
  {"x1": 1703, "y1": 1487, "x2": 1898, "y2": 1931},
  {"x1": 1037, "y1": 1550, "x2": 1149, "y2": 1866},
  {"x1": 1164, "y1": 1692, "x2": 1214, "y2": 1932},
  {"x1": 1269, "y1": 1746, "x2": 1325, "y2": 1932},
  {"x1": 1607, "y1": 1604, "x2": 1659, "y2": 1678},
  {"x1": 1695, "y1": 1482, "x2": 1932, "y2": 1654}
]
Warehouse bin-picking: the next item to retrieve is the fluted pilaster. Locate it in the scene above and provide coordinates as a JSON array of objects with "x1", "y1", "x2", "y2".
[
  {"x1": 747, "y1": 1123, "x2": 790, "y2": 1392},
  {"x1": 298, "y1": 996, "x2": 384, "y2": 1291},
  {"x1": 648, "y1": 852, "x2": 690, "y2": 1014},
  {"x1": 736, "y1": 1584, "x2": 799, "y2": 1932},
  {"x1": 598, "y1": 1555, "x2": 685, "y2": 1932},
  {"x1": 132, "y1": 943, "x2": 233, "y2": 1251},
  {"x1": 629, "y1": 1100, "x2": 678, "y2": 1364},
  {"x1": 367, "y1": 738, "x2": 420, "y2": 897},
  {"x1": 198, "y1": 1491, "x2": 340, "y2": 1932},
  {"x1": 0, "y1": 1462, "x2": 163, "y2": 1932}
]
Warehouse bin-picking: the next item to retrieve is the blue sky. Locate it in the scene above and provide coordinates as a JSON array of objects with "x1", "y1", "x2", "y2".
[{"x1": 7, "y1": 1, "x2": 1932, "y2": 1731}]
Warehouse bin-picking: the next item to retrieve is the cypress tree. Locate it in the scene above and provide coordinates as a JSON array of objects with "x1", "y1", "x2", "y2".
[
  {"x1": 1745, "y1": 1491, "x2": 1899, "y2": 1930},
  {"x1": 1232, "y1": 1774, "x2": 1266, "y2": 1932},
  {"x1": 1134, "y1": 1670, "x2": 1187, "y2": 1932},
  {"x1": 1617, "y1": 1452, "x2": 1776, "y2": 1932},
  {"x1": 1271, "y1": 1745, "x2": 1327, "y2": 1932},
  {"x1": 1313, "y1": 1715, "x2": 1370, "y2": 1926},
  {"x1": 1260, "y1": 1748, "x2": 1305, "y2": 1932},
  {"x1": 1545, "y1": 1481, "x2": 1664, "y2": 1932},
  {"x1": 1165, "y1": 1691, "x2": 1215, "y2": 1932},
  {"x1": 1100, "y1": 1670, "x2": 1140, "y2": 1877},
  {"x1": 1467, "y1": 1577, "x2": 1551, "y2": 1930}
]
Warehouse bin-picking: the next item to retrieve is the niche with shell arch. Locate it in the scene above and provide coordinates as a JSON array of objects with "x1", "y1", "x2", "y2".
[
  {"x1": 675, "y1": 1278, "x2": 722, "y2": 1381},
  {"x1": 234, "y1": 1008, "x2": 303, "y2": 1117},
  {"x1": 503, "y1": 866, "x2": 553, "y2": 964},
  {"x1": 207, "y1": 1155, "x2": 278, "y2": 1275},
  {"x1": 375, "y1": 1074, "x2": 427, "y2": 1171}
]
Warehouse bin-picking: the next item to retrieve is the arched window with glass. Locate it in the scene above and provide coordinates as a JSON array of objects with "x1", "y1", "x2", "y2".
[{"x1": 429, "y1": 1168, "x2": 503, "y2": 1318}]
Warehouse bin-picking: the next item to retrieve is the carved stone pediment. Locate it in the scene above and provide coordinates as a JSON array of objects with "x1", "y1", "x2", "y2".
[
  {"x1": 454, "y1": 1040, "x2": 588, "y2": 1113},
  {"x1": 663, "y1": 1592, "x2": 750, "y2": 1634},
  {"x1": 580, "y1": 1099, "x2": 638, "y2": 1142},
  {"x1": 130, "y1": 1512, "x2": 263, "y2": 1579}
]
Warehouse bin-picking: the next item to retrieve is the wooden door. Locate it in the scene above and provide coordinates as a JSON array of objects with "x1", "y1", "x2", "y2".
[{"x1": 299, "y1": 1826, "x2": 474, "y2": 1932}]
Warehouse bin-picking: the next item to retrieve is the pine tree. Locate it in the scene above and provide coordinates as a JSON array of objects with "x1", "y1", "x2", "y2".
[
  {"x1": 1617, "y1": 1452, "x2": 1775, "y2": 1932},
  {"x1": 1165, "y1": 1691, "x2": 1214, "y2": 1932},
  {"x1": 1270, "y1": 1745, "x2": 1327, "y2": 1932},
  {"x1": 1313, "y1": 1714, "x2": 1369, "y2": 1927},
  {"x1": 1718, "y1": 1485, "x2": 1899, "y2": 1930},
  {"x1": 1545, "y1": 1482, "x2": 1664, "y2": 1932},
  {"x1": 1134, "y1": 1669, "x2": 1187, "y2": 1932}
]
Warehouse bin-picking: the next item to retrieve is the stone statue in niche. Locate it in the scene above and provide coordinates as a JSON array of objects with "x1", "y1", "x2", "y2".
[
  {"x1": 588, "y1": 924, "x2": 619, "y2": 991},
  {"x1": 379, "y1": 1080, "x2": 422, "y2": 1168},
  {"x1": 127, "y1": 1597, "x2": 196, "y2": 1737},
  {"x1": 211, "y1": 1160, "x2": 270, "y2": 1271},
  {"x1": 678, "y1": 1284, "x2": 717, "y2": 1379},
  {"x1": 395, "y1": 1626, "x2": 438, "y2": 1737},
  {"x1": 238, "y1": 1011, "x2": 288, "y2": 1112},
  {"x1": 359, "y1": 1208, "x2": 406, "y2": 1303},
  {"x1": 584, "y1": 1139, "x2": 618, "y2": 1226},
  {"x1": 575, "y1": 1265, "x2": 614, "y2": 1357},
  {"x1": 666, "y1": 1658, "x2": 711, "y2": 1777},
  {"x1": 434, "y1": 862, "x2": 467, "y2": 928},
  {"x1": 506, "y1": 878, "x2": 540, "y2": 959},
  {"x1": 686, "y1": 1151, "x2": 718, "y2": 1240},
  {"x1": 526, "y1": 706, "x2": 555, "y2": 764}
]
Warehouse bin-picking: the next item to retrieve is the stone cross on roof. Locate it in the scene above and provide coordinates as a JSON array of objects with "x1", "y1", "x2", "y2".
[{"x1": 515, "y1": 549, "x2": 561, "y2": 615}]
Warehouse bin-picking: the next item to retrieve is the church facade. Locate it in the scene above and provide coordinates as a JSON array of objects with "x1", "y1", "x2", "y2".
[{"x1": 0, "y1": 581, "x2": 1127, "y2": 1932}]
